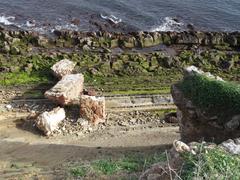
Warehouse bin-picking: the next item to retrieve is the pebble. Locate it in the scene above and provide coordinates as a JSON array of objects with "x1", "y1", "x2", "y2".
[{"x1": 5, "y1": 104, "x2": 12, "y2": 110}]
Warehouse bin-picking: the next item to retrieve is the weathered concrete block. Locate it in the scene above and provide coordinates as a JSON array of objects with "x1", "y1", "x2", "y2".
[
  {"x1": 51, "y1": 59, "x2": 76, "y2": 79},
  {"x1": 80, "y1": 95, "x2": 106, "y2": 125},
  {"x1": 36, "y1": 107, "x2": 65, "y2": 136},
  {"x1": 45, "y1": 74, "x2": 84, "y2": 105}
]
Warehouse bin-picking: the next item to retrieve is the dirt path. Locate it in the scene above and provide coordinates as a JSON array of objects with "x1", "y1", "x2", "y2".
[{"x1": 0, "y1": 111, "x2": 179, "y2": 179}]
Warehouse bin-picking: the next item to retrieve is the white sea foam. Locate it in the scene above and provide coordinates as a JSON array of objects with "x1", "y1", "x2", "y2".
[
  {"x1": 26, "y1": 20, "x2": 36, "y2": 27},
  {"x1": 150, "y1": 17, "x2": 184, "y2": 32},
  {"x1": 100, "y1": 14, "x2": 122, "y2": 24},
  {"x1": 0, "y1": 15, "x2": 15, "y2": 25},
  {"x1": 55, "y1": 24, "x2": 78, "y2": 31}
]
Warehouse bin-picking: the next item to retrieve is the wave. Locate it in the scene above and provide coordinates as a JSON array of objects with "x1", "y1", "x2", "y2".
[
  {"x1": 150, "y1": 17, "x2": 185, "y2": 32},
  {"x1": 100, "y1": 14, "x2": 122, "y2": 24},
  {"x1": 26, "y1": 20, "x2": 36, "y2": 27},
  {"x1": 0, "y1": 15, "x2": 15, "y2": 25}
]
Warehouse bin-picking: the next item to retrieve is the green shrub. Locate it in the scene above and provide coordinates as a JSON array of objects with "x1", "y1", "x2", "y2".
[
  {"x1": 181, "y1": 147, "x2": 240, "y2": 180},
  {"x1": 179, "y1": 74, "x2": 240, "y2": 123}
]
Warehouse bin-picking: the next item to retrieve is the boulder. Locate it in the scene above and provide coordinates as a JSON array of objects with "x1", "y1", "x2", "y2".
[
  {"x1": 121, "y1": 36, "x2": 137, "y2": 48},
  {"x1": 80, "y1": 95, "x2": 106, "y2": 125},
  {"x1": 150, "y1": 32, "x2": 162, "y2": 45},
  {"x1": 220, "y1": 138, "x2": 240, "y2": 155},
  {"x1": 45, "y1": 74, "x2": 84, "y2": 105},
  {"x1": 110, "y1": 38, "x2": 119, "y2": 48},
  {"x1": 140, "y1": 34, "x2": 154, "y2": 48},
  {"x1": 51, "y1": 59, "x2": 77, "y2": 79},
  {"x1": 35, "y1": 107, "x2": 65, "y2": 136},
  {"x1": 176, "y1": 32, "x2": 199, "y2": 44}
]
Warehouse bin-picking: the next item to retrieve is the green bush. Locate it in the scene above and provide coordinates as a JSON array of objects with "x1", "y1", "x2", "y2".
[{"x1": 179, "y1": 74, "x2": 240, "y2": 123}]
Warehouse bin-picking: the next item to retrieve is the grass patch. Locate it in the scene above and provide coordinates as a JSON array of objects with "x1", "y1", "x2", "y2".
[
  {"x1": 93, "y1": 159, "x2": 121, "y2": 175},
  {"x1": 179, "y1": 74, "x2": 240, "y2": 123},
  {"x1": 181, "y1": 146, "x2": 240, "y2": 180},
  {"x1": 70, "y1": 166, "x2": 88, "y2": 177},
  {"x1": 85, "y1": 73, "x2": 181, "y2": 95},
  {"x1": 0, "y1": 71, "x2": 54, "y2": 86},
  {"x1": 70, "y1": 153, "x2": 166, "y2": 177},
  {"x1": 104, "y1": 88, "x2": 170, "y2": 96}
]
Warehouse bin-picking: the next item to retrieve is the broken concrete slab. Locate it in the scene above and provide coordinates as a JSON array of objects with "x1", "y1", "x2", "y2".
[
  {"x1": 45, "y1": 74, "x2": 84, "y2": 105},
  {"x1": 80, "y1": 95, "x2": 106, "y2": 125},
  {"x1": 51, "y1": 59, "x2": 77, "y2": 79},
  {"x1": 35, "y1": 107, "x2": 65, "y2": 136}
]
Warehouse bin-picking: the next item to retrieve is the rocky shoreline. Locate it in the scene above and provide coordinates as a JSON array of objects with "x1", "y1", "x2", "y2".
[{"x1": 0, "y1": 27, "x2": 240, "y2": 89}]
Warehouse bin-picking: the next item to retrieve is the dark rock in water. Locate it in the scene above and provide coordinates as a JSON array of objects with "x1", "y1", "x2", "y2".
[
  {"x1": 70, "y1": 18, "x2": 80, "y2": 25},
  {"x1": 53, "y1": 30, "x2": 62, "y2": 37},
  {"x1": 172, "y1": 17, "x2": 180, "y2": 23},
  {"x1": 187, "y1": 24, "x2": 195, "y2": 31}
]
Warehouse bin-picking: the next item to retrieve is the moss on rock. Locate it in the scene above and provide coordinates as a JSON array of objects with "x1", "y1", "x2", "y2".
[{"x1": 179, "y1": 74, "x2": 240, "y2": 123}]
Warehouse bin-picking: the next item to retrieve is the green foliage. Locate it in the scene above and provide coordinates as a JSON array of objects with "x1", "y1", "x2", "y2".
[
  {"x1": 70, "y1": 166, "x2": 88, "y2": 177},
  {"x1": 179, "y1": 74, "x2": 240, "y2": 123},
  {"x1": 181, "y1": 147, "x2": 240, "y2": 180},
  {"x1": 93, "y1": 159, "x2": 120, "y2": 175}
]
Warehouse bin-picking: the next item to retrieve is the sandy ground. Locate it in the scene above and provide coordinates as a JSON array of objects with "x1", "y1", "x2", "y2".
[{"x1": 0, "y1": 112, "x2": 180, "y2": 179}]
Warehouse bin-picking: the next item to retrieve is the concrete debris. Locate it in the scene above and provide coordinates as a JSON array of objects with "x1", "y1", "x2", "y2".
[
  {"x1": 45, "y1": 73, "x2": 84, "y2": 105},
  {"x1": 51, "y1": 59, "x2": 77, "y2": 79},
  {"x1": 35, "y1": 107, "x2": 66, "y2": 136},
  {"x1": 80, "y1": 95, "x2": 106, "y2": 125}
]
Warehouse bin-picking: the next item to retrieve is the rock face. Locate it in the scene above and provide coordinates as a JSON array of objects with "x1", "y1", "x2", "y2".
[
  {"x1": 51, "y1": 59, "x2": 77, "y2": 79},
  {"x1": 35, "y1": 107, "x2": 65, "y2": 136},
  {"x1": 80, "y1": 95, "x2": 106, "y2": 125},
  {"x1": 45, "y1": 74, "x2": 84, "y2": 105},
  {"x1": 171, "y1": 66, "x2": 240, "y2": 143}
]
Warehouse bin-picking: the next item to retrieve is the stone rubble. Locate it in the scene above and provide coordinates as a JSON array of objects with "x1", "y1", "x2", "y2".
[
  {"x1": 45, "y1": 73, "x2": 84, "y2": 105},
  {"x1": 51, "y1": 59, "x2": 77, "y2": 79},
  {"x1": 35, "y1": 107, "x2": 66, "y2": 136},
  {"x1": 34, "y1": 59, "x2": 107, "y2": 135}
]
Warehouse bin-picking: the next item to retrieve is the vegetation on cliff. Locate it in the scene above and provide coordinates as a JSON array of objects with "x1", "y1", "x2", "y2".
[{"x1": 179, "y1": 74, "x2": 240, "y2": 123}]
